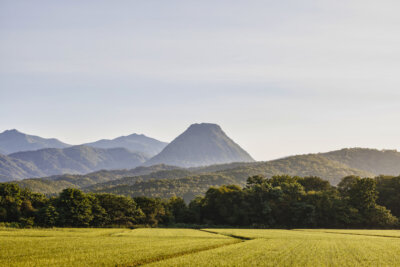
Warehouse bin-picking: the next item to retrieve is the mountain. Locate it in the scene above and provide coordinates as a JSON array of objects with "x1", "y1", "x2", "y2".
[
  {"x1": 145, "y1": 123, "x2": 255, "y2": 167},
  {"x1": 84, "y1": 133, "x2": 168, "y2": 157},
  {"x1": 0, "y1": 154, "x2": 44, "y2": 182},
  {"x1": 0, "y1": 129, "x2": 70, "y2": 154},
  {"x1": 2, "y1": 146, "x2": 148, "y2": 181},
  {"x1": 320, "y1": 148, "x2": 400, "y2": 176}
]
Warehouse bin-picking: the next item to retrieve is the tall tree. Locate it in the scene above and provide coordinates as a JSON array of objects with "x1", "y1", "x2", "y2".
[{"x1": 56, "y1": 188, "x2": 93, "y2": 227}]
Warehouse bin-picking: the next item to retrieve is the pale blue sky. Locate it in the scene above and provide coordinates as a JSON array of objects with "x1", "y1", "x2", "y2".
[{"x1": 1, "y1": 0, "x2": 400, "y2": 160}]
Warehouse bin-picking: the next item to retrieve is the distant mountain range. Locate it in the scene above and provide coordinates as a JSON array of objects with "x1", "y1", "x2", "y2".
[
  {"x1": 0, "y1": 129, "x2": 168, "y2": 181},
  {"x1": 0, "y1": 129, "x2": 167, "y2": 157},
  {"x1": 83, "y1": 133, "x2": 167, "y2": 157},
  {"x1": 0, "y1": 129, "x2": 70, "y2": 154},
  {"x1": 0, "y1": 146, "x2": 148, "y2": 181},
  {"x1": 146, "y1": 123, "x2": 255, "y2": 167},
  {"x1": 2, "y1": 124, "x2": 400, "y2": 202},
  {"x1": 1, "y1": 123, "x2": 254, "y2": 180}
]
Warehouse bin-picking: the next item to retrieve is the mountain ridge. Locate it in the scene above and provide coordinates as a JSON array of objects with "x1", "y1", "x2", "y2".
[
  {"x1": 320, "y1": 148, "x2": 400, "y2": 176},
  {"x1": 0, "y1": 129, "x2": 167, "y2": 157},
  {"x1": 83, "y1": 133, "x2": 167, "y2": 157},
  {"x1": 1, "y1": 145, "x2": 148, "y2": 180},
  {"x1": 0, "y1": 129, "x2": 70, "y2": 154}
]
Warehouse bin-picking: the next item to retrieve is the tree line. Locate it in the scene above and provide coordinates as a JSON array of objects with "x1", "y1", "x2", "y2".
[{"x1": 1, "y1": 175, "x2": 399, "y2": 228}]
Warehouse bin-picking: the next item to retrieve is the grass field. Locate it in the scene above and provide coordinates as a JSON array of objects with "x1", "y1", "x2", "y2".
[{"x1": 1, "y1": 228, "x2": 399, "y2": 266}]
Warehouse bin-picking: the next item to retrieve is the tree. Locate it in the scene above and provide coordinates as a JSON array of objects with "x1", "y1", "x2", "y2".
[
  {"x1": 297, "y1": 176, "x2": 331, "y2": 192},
  {"x1": 187, "y1": 196, "x2": 204, "y2": 224},
  {"x1": 246, "y1": 175, "x2": 267, "y2": 187},
  {"x1": 367, "y1": 205, "x2": 398, "y2": 227},
  {"x1": 201, "y1": 185, "x2": 247, "y2": 225},
  {"x1": 93, "y1": 194, "x2": 144, "y2": 227},
  {"x1": 375, "y1": 176, "x2": 400, "y2": 218},
  {"x1": 348, "y1": 178, "x2": 377, "y2": 212},
  {"x1": 134, "y1": 197, "x2": 167, "y2": 226},
  {"x1": 244, "y1": 176, "x2": 275, "y2": 227},
  {"x1": 56, "y1": 188, "x2": 93, "y2": 227},
  {"x1": 0, "y1": 183, "x2": 22, "y2": 222},
  {"x1": 337, "y1": 176, "x2": 360, "y2": 197},
  {"x1": 37, "y1": 203, "x2": 59, "y2": 227},
  {"x1": 167, "y1": 197, "x2": 190, "y2": 224}
]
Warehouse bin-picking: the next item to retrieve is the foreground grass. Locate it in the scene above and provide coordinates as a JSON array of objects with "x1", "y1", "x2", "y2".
[
  {"x1": 149, "y1": 229, "x2": 400, "y2": 267},
  {"x1": 0, "y1": 228, "x2": 238, "y2": 266},
  {"x1": 1, "y1": 228, "x2": 399, "y2": 266}
]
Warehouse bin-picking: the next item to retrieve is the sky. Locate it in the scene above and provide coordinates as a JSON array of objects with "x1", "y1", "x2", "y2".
[{"x1": 1, "y1": 0, "x2": 400, "y2": 161}]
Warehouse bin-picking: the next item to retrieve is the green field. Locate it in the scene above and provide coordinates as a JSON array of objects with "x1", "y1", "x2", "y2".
[{"x1": 1, "y1": 228, "x2": 399, "y2": 266}]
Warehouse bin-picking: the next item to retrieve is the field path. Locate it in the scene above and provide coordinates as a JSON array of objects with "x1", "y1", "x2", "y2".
[
  {"x1": 197, "y1": 229, "x2": 253, "y2": 240},
  {"x1": 295, "y1": 229, "x2": 400, "y2": 239},
  {"x1": 126, "y1": 229, "x2": 248, "y2": 266}
]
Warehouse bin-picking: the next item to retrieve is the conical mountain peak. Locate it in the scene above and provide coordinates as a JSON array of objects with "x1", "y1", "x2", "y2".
[{"x1": 145, "y1": 123, "x2": 254, "y2": 167}]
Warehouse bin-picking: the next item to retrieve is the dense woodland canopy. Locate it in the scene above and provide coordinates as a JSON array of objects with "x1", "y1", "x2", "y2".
[{"x1": 1, "y1": 175, "x2": 399, "y2": 228}]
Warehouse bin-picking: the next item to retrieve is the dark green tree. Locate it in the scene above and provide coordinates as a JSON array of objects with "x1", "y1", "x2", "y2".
[
  {"x1": 56, "y1": 188, "x2": 93, "y2": 227},
  {"x1": 134, "y1": 197, "x2": 167, "y2": 226},
  {"x1": 93, "y1": 193, "x2": 144, "y2": 227}
]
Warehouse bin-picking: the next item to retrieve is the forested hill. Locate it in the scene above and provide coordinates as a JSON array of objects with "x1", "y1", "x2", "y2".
[
  {"x1": 91, "y1": 174, "x2": 236, "y2": 202},
  {"x1": 13, "y1": 153, "x2": 371, "y2": 199},
  {"x1": 87, "y1": 154, "x2": 372, "y2": 201},
  {"x1": 321, "y1": 148, "x2": 400, "y2": 176},
  {"x1": 215, "y1": 154, "x2": 373, "y2": 185},
  {"x1": 14, "y1": 164, "x2": 179, "y2": 194}
]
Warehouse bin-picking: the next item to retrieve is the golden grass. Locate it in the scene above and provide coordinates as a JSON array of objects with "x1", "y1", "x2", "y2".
[{"x1": 1, "y1": 228, "x2": 399, "y2": 266}]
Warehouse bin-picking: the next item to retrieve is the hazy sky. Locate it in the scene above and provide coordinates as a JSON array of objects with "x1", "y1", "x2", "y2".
[{"x1": 1, "y1": 0, "x2": 399, "y2": 160}]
